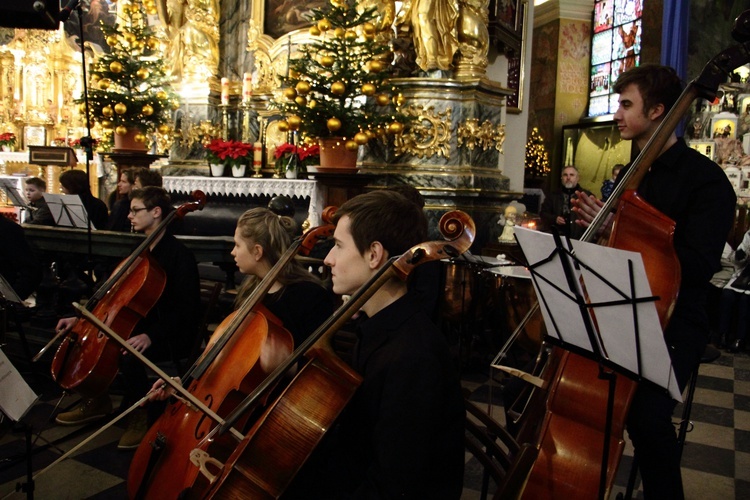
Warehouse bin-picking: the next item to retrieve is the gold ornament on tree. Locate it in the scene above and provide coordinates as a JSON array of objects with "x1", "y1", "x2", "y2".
[{"x1": 114, "y1": 102, "x2": 128, "y2": 114}]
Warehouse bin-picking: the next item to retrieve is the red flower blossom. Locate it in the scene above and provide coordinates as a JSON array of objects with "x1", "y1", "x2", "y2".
[{"x1": 206, "y1": 139, "x2": 254, "y2": 164}]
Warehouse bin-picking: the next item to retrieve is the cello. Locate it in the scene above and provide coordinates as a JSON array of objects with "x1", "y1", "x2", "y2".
[
  {"x1": 502, "y1": 20, "x2": 750, "y2": 499},
  {"x1": 125, "y1": 212, "x2": 336, "y2": 500},
  {"x1": 186, "y1": 210, "x2": 475, "y2": 499},
  {"x1": 38, "y1": 191, "x2": 206, "y2": 398}
]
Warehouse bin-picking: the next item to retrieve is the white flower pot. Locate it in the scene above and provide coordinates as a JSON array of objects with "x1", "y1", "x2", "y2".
[
  {"x1": 210, "y1": 163, "x2": 225, "y2": 177},
  {"x1": 285, "y1": 169, "x2": 297, "y2": 179},
  {"x1": 232, "y1": 163, "x2": 247, "y2": 177}
]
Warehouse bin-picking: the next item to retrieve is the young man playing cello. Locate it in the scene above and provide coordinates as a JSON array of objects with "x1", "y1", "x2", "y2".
[
  {"x1": 287, "y1": 190, "x2": 465, "y2": 498},
  {"x1": 55, "y1": 187, "x2": 201, "y2": 450},
  {"x1": 574, "y1": 64, "x2": 736, "y2": 499}
]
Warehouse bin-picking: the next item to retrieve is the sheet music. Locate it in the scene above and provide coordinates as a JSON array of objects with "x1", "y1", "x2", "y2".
[
  {"x1": 0, "y1": 177, "x2": 29, "y2": 208},
  {"x1": 0, "y1": 348, "x2": 39, "y2": 421},
  {"x1": 44, "y1": 193, "x2": 94, "y2": 229},
  {"x1": 0, "y1": 273, "x2": 23, "y2": 304},
  {"x1": 514, "y1": 227, "x2": 681, "y2": 400}
]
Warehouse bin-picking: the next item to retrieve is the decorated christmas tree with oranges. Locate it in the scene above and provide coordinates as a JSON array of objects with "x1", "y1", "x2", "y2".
[
  {"x1": 81, "y1": 0, "x2": 177, "y2": 148},
  {"x1": 274, "y1": 0, "x2": 406, "y2": 152}
]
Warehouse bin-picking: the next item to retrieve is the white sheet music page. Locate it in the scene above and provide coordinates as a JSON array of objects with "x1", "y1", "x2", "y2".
[
  {"x1": 514, "y1": 227, "x2": 681, "y2": 401},
  {"x1": 0, "y1": 348, "x2": 39, "y2": 421}
]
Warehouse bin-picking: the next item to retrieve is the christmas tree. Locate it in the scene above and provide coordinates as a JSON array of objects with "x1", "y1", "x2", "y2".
[
  {"x1": 274, "y1": 0, "x2": 405, "y2": 151},
  {"x1": 525, "y1": 127, "x2": 551, "y2": 178},
  {"x1": 80, "y1": 0, "x2": 177, "y2": 147}
]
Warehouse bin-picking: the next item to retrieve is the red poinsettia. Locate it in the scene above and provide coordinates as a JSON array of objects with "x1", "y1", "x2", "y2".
[
  {"x1": 206, "y1": 139, "x2": 254, "y2": 164},
  {"x1": 0, "y1": 132, "x2": 17, "y2": 148},
  {"x1": 274, "y1": 142, "x2": 320, "y2": 171}
]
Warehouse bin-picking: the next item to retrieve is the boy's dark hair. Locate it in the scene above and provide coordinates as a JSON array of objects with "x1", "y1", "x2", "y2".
[
  {"x1": 129, "y1": 186, "x2": 173, "y2": 216},
  {"x1": 333, "y1": 190, "x2": 428, "y2": 257},
  {"x1": 25, "y1": 177, "x2": 46, "y2": 190},
  {"x1": 613, "y1": 64, "x2": 683, "y2": 115},
  {"x1": 59, "y1": 169, "x2": 90, "y2": 195},
  {"x1": 134, "y1": 168, "x2": 163, "y2": 188}
]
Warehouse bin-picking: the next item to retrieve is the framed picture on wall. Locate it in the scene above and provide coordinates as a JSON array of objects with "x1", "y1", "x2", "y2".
[
  {"x1": 561, "y1": 120, "x2": 635, "y2": 197},
  {"x1": 23, "y1": 126, "x2": 45, "y2": 149},
  {"x1": 710, "y1": 112, "x2": 738, "y2": 139},
  {"x1": 261, "y1": 0, "x2": 326, "y2": 40}
]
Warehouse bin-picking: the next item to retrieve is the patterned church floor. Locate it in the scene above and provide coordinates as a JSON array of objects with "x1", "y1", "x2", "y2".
[{"x1": 0, "y1": 340, "x2": 748, "y2": 499}]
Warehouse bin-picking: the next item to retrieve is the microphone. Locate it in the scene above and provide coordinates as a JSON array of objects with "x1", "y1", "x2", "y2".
[
  {"x1": 59, "y1": 0, "x2": 81, "y2": 22},
  {"x1": 32, "y1": 1, "x2": 57, "y2": 27}
]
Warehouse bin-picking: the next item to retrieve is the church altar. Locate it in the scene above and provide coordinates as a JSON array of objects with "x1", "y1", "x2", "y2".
[{"x1": 162, "y1": 176, "x2": 324, "y2": 226}]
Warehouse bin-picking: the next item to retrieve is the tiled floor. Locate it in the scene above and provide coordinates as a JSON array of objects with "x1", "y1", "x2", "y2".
[{"x1": 0, "y1": 332, "x2": 748, "y2": 499}]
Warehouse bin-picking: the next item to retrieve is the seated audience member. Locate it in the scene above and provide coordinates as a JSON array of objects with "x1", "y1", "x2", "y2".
[
  {"x1": 287, "y1": 190, "x2": 465, "y2": 498},
  {"x1": 134, "y1": 168, "x2": 163, "y2": 189},
  {"x1": 54, "y1": 187, "x2": 201, "y2": 450},
  {"x1": 24, "y1": 177, "x2": 55, "y2": 226},
  {"x1": 0, "y1": 216, "x2": 42, "y2": 300},
  {"x1": 540, "y1": 165, "x2": 591, "y2": 240},
  {"x1": 58, "y1": 169, "x2": 109, "y2": 230},
  {"x1": 601, "y1": 163, "x2": 624, "y2": 201},
  {"x1": 717, "y1": 229, "x2": 750, "y2": 353},
  {"x1": 107, "y1": 168, "x2": 136, "y2": 232}
]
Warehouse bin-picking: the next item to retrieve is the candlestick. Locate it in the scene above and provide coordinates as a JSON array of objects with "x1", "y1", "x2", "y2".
[
  {"x1": 242, "y1": 73, "x2": 252, "y2": 103},
  {"x1": 221, "y1": 77, "x2": 229, "y2": 105}
]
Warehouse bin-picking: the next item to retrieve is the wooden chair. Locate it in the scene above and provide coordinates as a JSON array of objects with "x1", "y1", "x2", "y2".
[{"x1": 464, "y1": 397, "x2": 537, "y2": 500}]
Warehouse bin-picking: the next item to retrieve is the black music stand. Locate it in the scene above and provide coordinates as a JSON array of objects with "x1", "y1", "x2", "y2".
[
  {"x1": 510, "y1": 227, "x2": 679, "y2": 499},
  {"x1": 43, "y1": 194, "x2": 92, "y2": 229}
]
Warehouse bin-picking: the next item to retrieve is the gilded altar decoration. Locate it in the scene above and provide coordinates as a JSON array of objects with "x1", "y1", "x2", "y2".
[
  {"x1": 457, "y1": 118, "x2": 505, "y2": 152},
  {"x1": 156, "y1": 0, "x2": 220, "y2": 85},
  {"x1": 398, "y1": 0, "x2": 459, "y2": 72},
  {"x1": 394, "y1": 105, "x2": 451, "y2": 159},
  {"x1": 454, "y1": 0, "x2": 489, "y2": 79}
]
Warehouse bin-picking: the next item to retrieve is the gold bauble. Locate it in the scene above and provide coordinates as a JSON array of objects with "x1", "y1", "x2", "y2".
[
  {"x1": 345, "y1": 140, "x2": 358, "y2": 151},
  {"x1": 114, "y1": 102, "x2": 127, "y2": 115},
  {"x1": 109, "y1": 61, "x2": 123, "y2": 73},
  {"x1": 354, "y1": 132, "x2": 368, "y2": 145},
  {"x1": 295, "y1": 96, "x2": 307, "y2": 106},
  {"x1": 330, "y1": 81, "x2": 346, "y2": 95},
  {"x1": 388, "y1": 122, "x2": 404, "y2": 134},
  {"x1": 334, "y1": 27, "x2": 345, "y2": 38},
  {"x1": 78, "y1": 103, "x2": 86, "y2": 114},
  {"x1": 142, "y1": 104, "x2": 154, "y2": 116},
  {"x1": 320, "y1": 55, "x2": 335, "y2": 68},
  {"x1": 309, "y1": 25, "x2": 321, "y2": 36},
  {"x1": 158, "y1": 124, "x2": 170, "y2": 134},
  {"x1": 136, "y1": 68, "x2": 149, "y2": 79},
  {"x1": 287, "y1": 115, "x2": 302, "y2": 130},
  {"x1": 394, "y1": 93, "x2": 405, "y2": 106},
  {"x1": 156, "y1": 91, "x2": 168, "y2": 100},
  {"x1": 283, "y1": 87, "x2": 297, "y2": 100},
  {"x1": 134, "y1": 133, "x2": 146, "y2": 143},
  {"x1": 146, "y1": 38, "x2": 159, "y2": 50},
  {"x1": 171, "y1": 101, "x2": 180, "y2": 110},
  {"x1": 102, "y1": 119, "x2": 113, "y2": 129},
  {"x1": 289, "y1": 68, "x2": 299, "y2": 78},
  {"x1": 106, "y1": 35, "x2": 118, "y2": 47},
  {"x1": 376, "y1": 94, "x2": 390, "y2": 106},
  {"x1": 365, "y1": 130, "x2": 377, "y2": 139},
  {"x1": 327, "y1": 117, "x2": 342, "y2": 132},
  {"x1": 91, "y1": 73, "x2": 101, "y2": 82},
  {"x1": 361, "y1": 83, "x2": 376, "y2": 96},
  {"x1": 124, "y1": 32, "x2": 136, "y2": 44},
  {"x1": 295, "y1": 81, "x2": 310, "y2": 95},
  {"x1": 115, "y1": 125, "x2": 128, "y2": 136},
  {"x1": 344, "y1": 30, "x2": 357, "y2": 41},
  {"x1": 308, "y1": 99, "x2": 317, "y2": 108},
  {"x1": 317, "y1": 18, "x2": 331, "y2": 32},
  {"x1": 102, "y1": 105, "x2": 113, "y2": 117},
  {"x1": 369, "y1": 60, "x2": 384, "y2": 72},
  {"x1": 363, "y1": 22, "x2": 376, "y2": 35},
  {"x1": 277, "y1": 120, "x2": 290, "y2": 132}
]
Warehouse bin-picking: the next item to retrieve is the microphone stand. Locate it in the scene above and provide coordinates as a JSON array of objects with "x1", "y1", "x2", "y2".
[{"x1": 69, "y1": 1, "x2": 95, "y2": 277}]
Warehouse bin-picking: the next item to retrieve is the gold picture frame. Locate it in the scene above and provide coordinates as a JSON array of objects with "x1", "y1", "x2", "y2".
[{"x1": 506, "y1": 0, "x2": 528, "y2": 114}]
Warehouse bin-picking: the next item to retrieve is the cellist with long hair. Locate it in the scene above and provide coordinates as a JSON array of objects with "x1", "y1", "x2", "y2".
[{"x1": 574, "y1": 64, "x2": 736, "y2": 498}]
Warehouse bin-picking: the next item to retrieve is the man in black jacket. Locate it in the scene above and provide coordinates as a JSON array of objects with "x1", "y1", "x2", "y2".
[{"x1": 540, "y1": 165, "x2": 590, "y2": 239}]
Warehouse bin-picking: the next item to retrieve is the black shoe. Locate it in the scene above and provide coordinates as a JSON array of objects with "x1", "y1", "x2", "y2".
[{"x1": 728, "y1": 339, "x2": 745, "y2": 353}]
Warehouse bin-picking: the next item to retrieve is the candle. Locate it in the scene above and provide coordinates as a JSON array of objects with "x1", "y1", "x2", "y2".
[
  {"x1": 242, "y1": 73, "x2": 252, "y2": 103},
  {"x1": 221, "y1": 77, "x2": 229, "y2": 105},
  {"x1": 253, "y1": 141, "x2": 263, "y2": 166}
]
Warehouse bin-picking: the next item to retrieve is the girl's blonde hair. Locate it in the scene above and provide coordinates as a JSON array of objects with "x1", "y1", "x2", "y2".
[{"x1": 234, "y1": 207, "x2": 322, "y2": 306}]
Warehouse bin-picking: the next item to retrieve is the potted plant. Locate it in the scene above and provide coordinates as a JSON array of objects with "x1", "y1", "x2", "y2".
[
  {"x1": 205, "y1": 139, "x2": 254, "y2": 177},
  {"x1": 274, "y1": 142, "x2": 320, "y2": 178},
  {"x1": 0, "y1": 132, "x2": 17, "y2": 151}
]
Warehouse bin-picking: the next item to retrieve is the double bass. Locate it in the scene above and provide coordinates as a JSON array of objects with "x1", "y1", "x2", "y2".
[
  {"x1": 38, "y1": 191, "x2": 206, "y2": 398},
  {"x1": 126, "y1": 213, "x2": 336, "y2": 499},
  {"x1": 504, "y1": 19, "x2": 750, "y2": 499}
]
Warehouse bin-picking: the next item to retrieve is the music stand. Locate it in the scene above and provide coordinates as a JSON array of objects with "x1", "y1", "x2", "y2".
[
  {"x1": 43, "y1": 194, "x2": 93, "y2": 229},
  {"x1": 508, "y1": 227, "x2": 679, "y2": 499},
  {"x1": 0, "y1": 178, "x2": 30, "y2": 209}
]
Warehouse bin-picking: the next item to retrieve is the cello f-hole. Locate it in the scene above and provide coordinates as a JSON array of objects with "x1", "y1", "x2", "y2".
[{"x1": 194, "y1": 394, "x2": 214, "y2": 440}]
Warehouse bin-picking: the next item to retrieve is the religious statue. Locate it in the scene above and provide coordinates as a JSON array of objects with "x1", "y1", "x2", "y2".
[
  {"x1": 498, "y1": 201, "x2": 525, "y2": 243},
  {"x1": 398, "y1": 0, "x2": 459, "y2": 72},
  {"x1": 156, "y1": 0, "x2": 220, "y2": 84}
]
